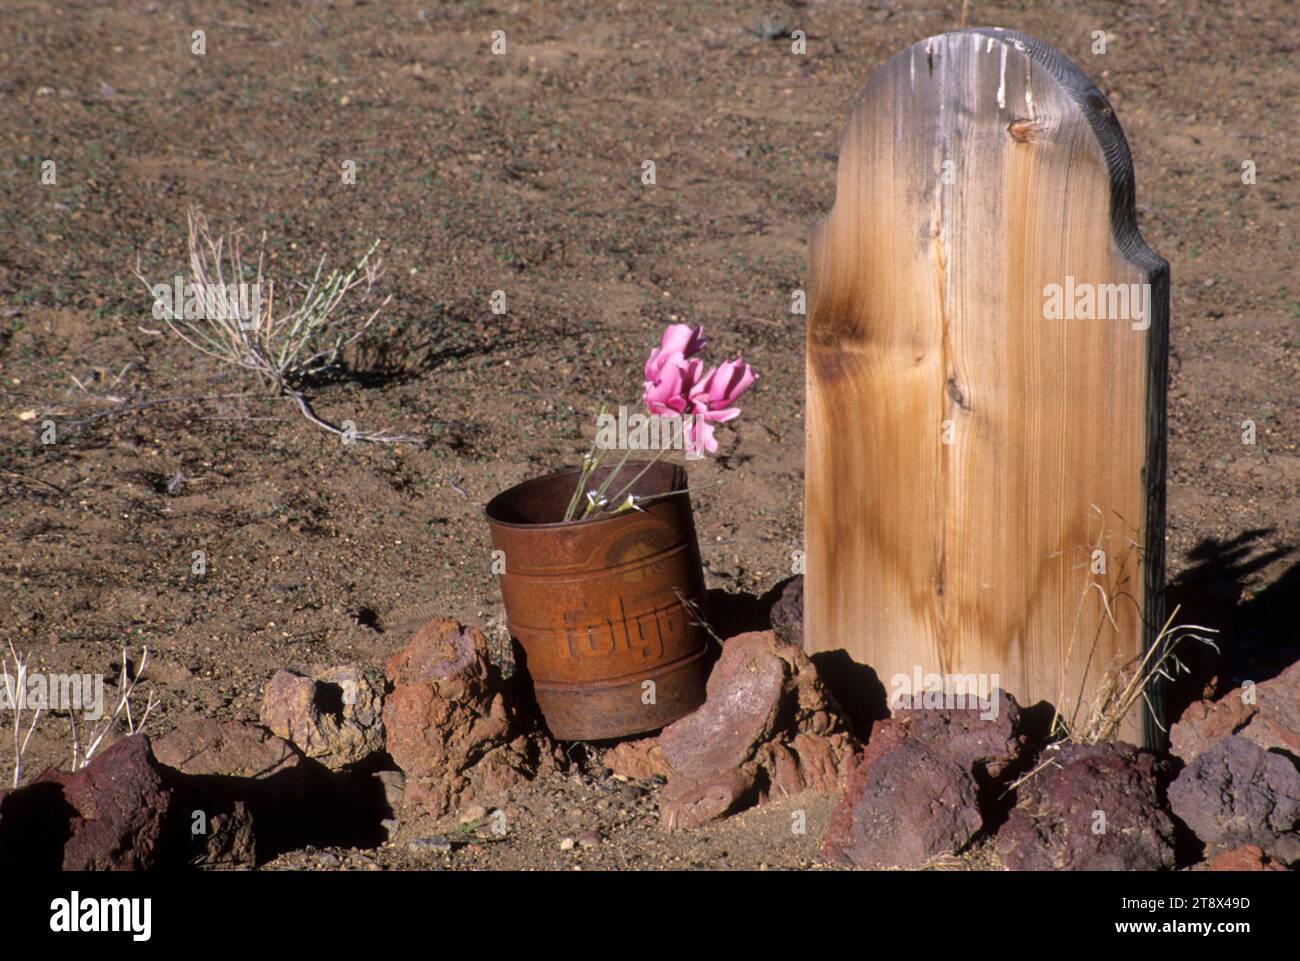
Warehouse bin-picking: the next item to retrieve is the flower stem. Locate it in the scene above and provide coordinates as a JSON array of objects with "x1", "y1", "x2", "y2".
[
  {"x1": 582, "y1": 448, "x2": 634, "y2": 518},
  {"x1": 564, "y1": 402, "x2": 609, "y2": 522},
  {"x1": 604, "y1": 446, "x2": 670, "y2": 509}
]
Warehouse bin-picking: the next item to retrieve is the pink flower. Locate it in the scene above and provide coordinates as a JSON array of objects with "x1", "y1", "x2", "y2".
[
  {"x1": 644, "y1": 324, "x2": 708, "y2": 384},
  {"x1": 644, "y1": 355, "x2": 705, "y2": 417},
  {"x1": 684, "y1": 357, "x2": 758, "y2": 454},
  {"x1": 641, "y1": 323, "x2": 756, "y2": 457}
]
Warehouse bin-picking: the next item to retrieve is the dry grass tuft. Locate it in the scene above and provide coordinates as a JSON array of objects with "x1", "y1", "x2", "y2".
[
  {"x1": 4, "y1": 642, "x2": 157, "y2": 786},
  {"x1": 133, "y1": 208, "x2": 415, "y2": 444},
  {"x1": 3, "y1": 640, "x2": 43, "y2": 788},
  {"x1": 1054, "y1": 604, "x2": 1219, "y2": 746}
]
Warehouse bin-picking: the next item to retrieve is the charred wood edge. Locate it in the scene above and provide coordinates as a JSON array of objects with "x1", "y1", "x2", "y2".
[{"x1": 972, "y1": 28, "x2": 1170, "y2": 746}]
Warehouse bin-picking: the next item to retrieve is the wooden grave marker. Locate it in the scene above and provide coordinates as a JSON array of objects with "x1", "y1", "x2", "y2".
[{"x1": 804, "y1": 29, "x2": 1169, "y2": 746}]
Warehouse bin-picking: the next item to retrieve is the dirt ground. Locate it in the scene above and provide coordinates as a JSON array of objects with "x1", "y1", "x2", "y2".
[{"x1": 0, "y1": 0, "x2": 1296, "y2": 870}]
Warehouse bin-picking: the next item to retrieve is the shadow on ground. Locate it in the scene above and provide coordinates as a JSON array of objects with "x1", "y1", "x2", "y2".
[{"x1": 1164, "y1": 529, "x2": 1299, "y2": 723}]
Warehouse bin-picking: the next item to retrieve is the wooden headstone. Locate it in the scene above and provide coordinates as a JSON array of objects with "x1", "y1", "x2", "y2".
[{"x1": 804, "y1": 29, "x2": 1169, "y2": 746}]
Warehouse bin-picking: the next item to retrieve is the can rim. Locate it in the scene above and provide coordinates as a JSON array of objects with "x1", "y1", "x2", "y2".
[{"x1": 483, "y1": 460, "x2": 689, "y2": 530}]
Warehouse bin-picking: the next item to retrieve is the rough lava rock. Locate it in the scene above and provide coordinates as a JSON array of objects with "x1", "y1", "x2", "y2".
[
  {"x1": 384, "y1": 618, "x2": 509, "y2": 780},
  {"x1": 260, "y1": 664, "x2": 385, "y2": 769},
  {"x1": 1207, "y1": 844, "x2": 1288, "y2": 872},
  {"x1": 656, "y1": 630, "x2": 858, "y2": 829},
  {"x1": 886, "y1": 689, "x2": 1027, "y2": 780},
  {"x1": 1, "y1": 735, "x2": 174, "y2": 870},
  {"x1": 383, "y1": 617, "x2": 552, "y2": 819},
  {"x1": 152, "y1": 717, "x2": 310, "y2": 866},
  {"x1": 53, "y1": 735, "x2": 174, "y2": 870},
  {"x1": 602, "y1": 738, "x2": 673, "y2": 781},
  {"x1": 823, "y1": 690, "x2": 1026, "y2": 869},
  {"x1": 153, "y1": 717, "x2": 304, "y2": 783},
  {"x1": 995, "y1": 741, "x2": 1177, "y2": 871},
  {"x1": 1170, "y1": 660, "x2": 1300, "y2": 765},
  {"x1": 659, "y1": 766, "x2": 759, "y2": 830},
  {"x1": 1169, "y1": 696, "x2": 1256, "y2": 764},
  {"x1": 659, "y1": 632, "x2": 788, "y2": 779},
  {"x1": 1167, "y1": 735, "x2": 1300, "y2": 866},
  {"x1": 824, "y1": 723, "x2": 980, "y2": 868}
]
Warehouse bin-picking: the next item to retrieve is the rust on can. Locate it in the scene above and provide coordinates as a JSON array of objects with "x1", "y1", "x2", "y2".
[{"x1": 484, "y1": 460, "x2": 710, "y2": 741}]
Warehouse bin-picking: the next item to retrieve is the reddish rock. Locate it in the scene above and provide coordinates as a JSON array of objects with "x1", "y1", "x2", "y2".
[
  {"x1": 823, "y1": 690, "x2": 1028, "y2": 869},
  {"x1": 996, "y1": 741, "x2": 1177, "y2": 871},
  {"x1": 824, "y1": 731, "x2": 980, "y2": 868},
  {"x1": 402, "y1": 771, "x2": 470, "y2": 820},
  {"x1": 755, "y1": 635, "x2": 863, "y2": 797},
  {"x1": 151, "y1": 717, "x2": 308, "y2": 818},
  {"x1": 659, "y1": 766, "x2": 759, "y2": 830},
  {"x1": 260, "y1": 664, "x2": 385, "y2": 770},
  {"x1": 383, "y1": 617, "x2": 542, "y2": 819},
  {"x1": 1170, "y1": 697, "x2": 1255, "y2": 764},
  {"x1": 762, "y1": 730, "x2": 858, "y2": 797},
  {"x1": 656, "y1": 631, "x2": 858, "y2": 829},
  {"x1": 890, "y1": 688, "x2": 1026, "y2": 778},
  {"x1": 1167, "y1": 735, "x2": 1300, "y2": 866},
  {"x1": 1207, "y1": 844, "x2": 1287, "y2": 872},
  {"x1": 602, "y1": 738, "x2": 673, "y2": 781},
  {"x1": 1170, "y1": 660, "x2": 1300, "y2": 764},
  {"x1": 1236, "y1": 660, "x2": 1300, "y2": 758},
  {"x1": 152, "y1": 718, "x2": 314, "y2": 864},
  {"x1": 659, "y1": 631, "x2": 787, "y2": 779},
  {"x1": 153, "y1": 717, "x2": 303, "y2": 781},
  {"x1": 384, "y1": 618, "x2": 510, "y2": 779},
  {"x1": 37, "y1": 735, "x2": 173, "y2": 871},
  {"x1": 473, "y1": 737, "x2": 545, "y2": 796}
]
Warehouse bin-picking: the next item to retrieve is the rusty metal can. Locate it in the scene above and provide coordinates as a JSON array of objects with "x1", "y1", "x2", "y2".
[{"x1": 484, "y1": 460, "x2": 710, "y2": 741}]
